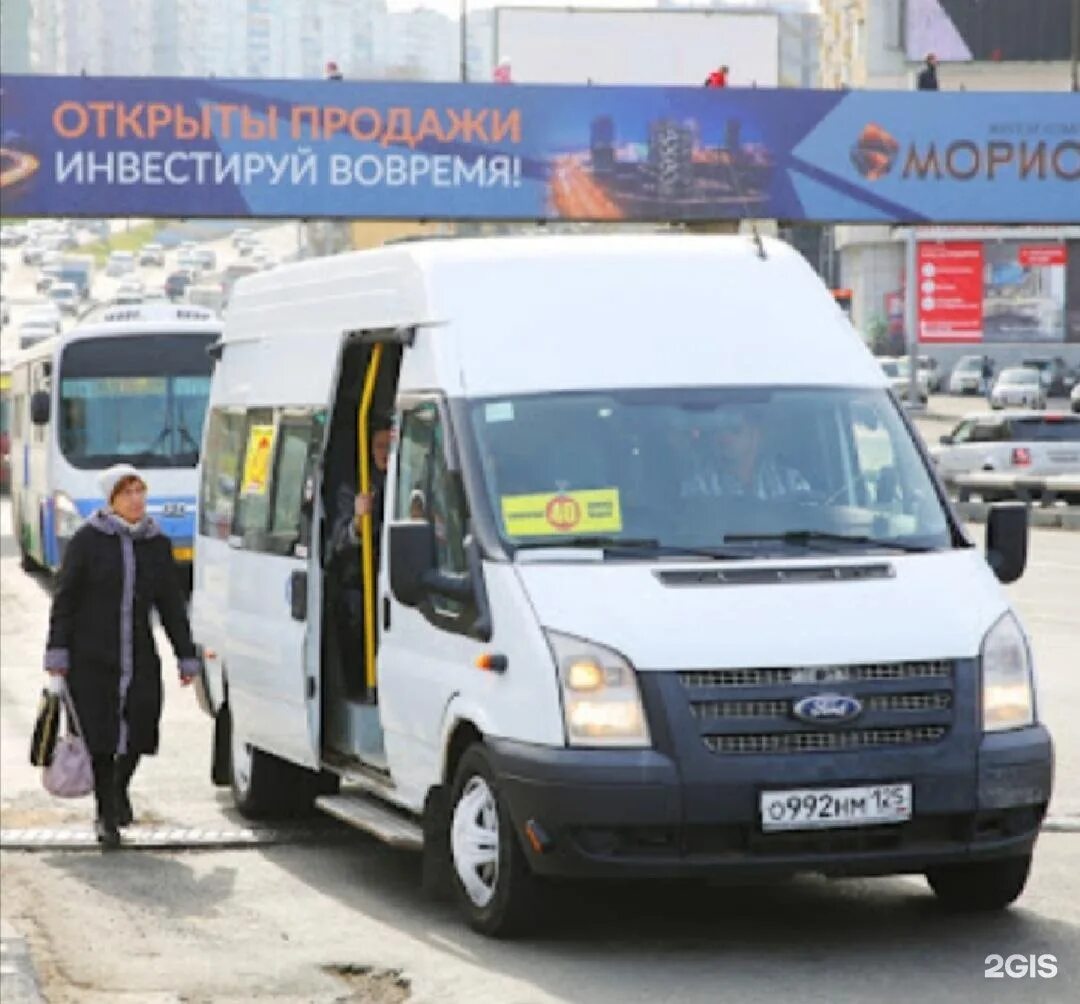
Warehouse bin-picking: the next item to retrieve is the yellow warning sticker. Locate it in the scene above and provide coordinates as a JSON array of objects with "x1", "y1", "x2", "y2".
[
  {"x1": 241, "y1": 424, "x2": 275, "y2": 496},
  {"x1": 500, "y1": 488, "x2": 622, "y2": 538}
]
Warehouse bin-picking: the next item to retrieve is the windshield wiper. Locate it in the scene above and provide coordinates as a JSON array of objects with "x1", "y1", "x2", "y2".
[
  {"x1": 514, "y1": 536, "x2": 746, "y2": 560},
  {"x1": 724, "y1": 530, "x2": 934, "y2": 554},
  {"x1": 175, "y1": 420, "x2": 200, "y2": 453}
]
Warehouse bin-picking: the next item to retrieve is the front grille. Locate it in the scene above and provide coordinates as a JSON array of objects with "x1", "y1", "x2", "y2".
[
  {"x1": 704, "y1": 726, "x2": 947, "y2": 755},
  {"x1": 689, "y1": 692, "x2": 951, "y2": 720},
  {"x1": 680, "y1": 660, "x2": 956, "y2": 756},
  {"x1": 680, "y1": 660, "x2": 952, "y2": 689}
]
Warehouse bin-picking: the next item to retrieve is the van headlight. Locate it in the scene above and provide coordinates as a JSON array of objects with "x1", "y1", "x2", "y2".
[
  {"x1": 981, "y1": 612, "x2": 1035, "y2": 732},
  {"x1": 53, "y1": 492, "x2": 83, "y2": 540},
  {"x1": 544, "y1": 629, "x2": 650, "y2": 748}
]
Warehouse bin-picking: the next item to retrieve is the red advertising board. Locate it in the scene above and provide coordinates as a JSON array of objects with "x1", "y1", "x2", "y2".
[
  {"x1": 916, "y1": 242, "x2": 984, "y2": 343},
  {"x1": 1018, "y1": 245, "x2": 1066, "y2": 267}
]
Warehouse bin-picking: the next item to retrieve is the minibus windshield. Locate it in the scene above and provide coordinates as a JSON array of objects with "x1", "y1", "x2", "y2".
[
  {"x1": 468, "y1": 387, "x2": 953, "y2": 557},
  {"x1": 59, "y1": 333, "x2": 215, "y2": 469}
]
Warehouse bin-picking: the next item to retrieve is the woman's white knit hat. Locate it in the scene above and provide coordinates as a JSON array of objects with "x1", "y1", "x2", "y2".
[{"x1": 99, "y1": 463, "x2": 145, "y2": 503}]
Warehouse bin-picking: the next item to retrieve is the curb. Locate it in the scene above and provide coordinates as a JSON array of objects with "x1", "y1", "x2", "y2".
[
  {"x1": 1042, "y1": 816, "x2": 1080, "y2": 834},
  {"x1": 0, "y1": 918, "x2": 44, "y2": 1004},
  {"x1": 0, "y1": 823, "x2": 348, "y2": 851}
]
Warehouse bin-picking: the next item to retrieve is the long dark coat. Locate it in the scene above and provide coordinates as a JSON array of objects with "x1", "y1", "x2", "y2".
[{"x1": 45, "y1": 512, "x2": 198, "y2": 756}]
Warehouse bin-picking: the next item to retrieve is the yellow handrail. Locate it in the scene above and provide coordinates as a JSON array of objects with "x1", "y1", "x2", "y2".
[{"x1": 357, "y1": 342, "x2": 383, "y2": 693}]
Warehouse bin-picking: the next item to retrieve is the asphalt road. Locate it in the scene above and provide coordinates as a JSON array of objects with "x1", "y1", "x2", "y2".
[{"x1": 1, "y1": 495, "x2": 1078, "y2": 1003}]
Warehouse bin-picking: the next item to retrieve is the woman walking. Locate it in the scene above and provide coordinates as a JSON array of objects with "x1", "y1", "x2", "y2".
[{"x1": 44, "y1": 464, "x2": 199, "y2": 848}]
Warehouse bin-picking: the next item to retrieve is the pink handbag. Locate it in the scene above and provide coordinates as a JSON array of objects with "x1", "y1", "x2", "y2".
[{"x1": 43, "y1": 686, "x2": 94, "y2": 798}]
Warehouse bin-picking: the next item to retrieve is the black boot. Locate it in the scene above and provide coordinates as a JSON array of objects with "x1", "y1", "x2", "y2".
[
  {"x1": 92, "y1": 754, "x2": 122, "y2": 849},
  {"x1": 114, "y1": 754, "x2": 140, "y2": 828}
]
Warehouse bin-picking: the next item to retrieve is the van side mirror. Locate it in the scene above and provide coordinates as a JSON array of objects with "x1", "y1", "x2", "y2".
[
  {"x1": 389, "y1": 520, "x2": 437, "y2": 607},
  {"x1": 939, "y1": 434, "x2": 952, "y2": 445},
  {"x1": 986, "y1": 502, "x2": 1027, "y2": 584},
  {"x1": 30, "y1": 390, "x2": 50, "y2": 426}
]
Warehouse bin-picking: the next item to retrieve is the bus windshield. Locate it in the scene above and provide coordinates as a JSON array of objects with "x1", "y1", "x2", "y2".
[{"x1": 59, "y1": 333, "x2": 215, "y2": 469}]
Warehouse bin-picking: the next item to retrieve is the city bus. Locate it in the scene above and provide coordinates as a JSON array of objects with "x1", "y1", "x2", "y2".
[{"x1": 8, "y1": 303, "x2": 221, "y2": 581}]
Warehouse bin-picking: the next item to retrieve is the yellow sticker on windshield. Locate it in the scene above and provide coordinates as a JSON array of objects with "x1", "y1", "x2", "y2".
[
  {"x1": 241, "y1": 424, "x2": 275, "y2": 496},
  {"x1": 500, "y1": 489, "x2": 622, "y2": 537}
]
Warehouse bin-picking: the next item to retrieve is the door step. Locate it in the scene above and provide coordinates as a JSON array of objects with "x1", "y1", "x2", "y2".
[{"x1": 315, "y1": 792, "x2": 423, "y2": 852}]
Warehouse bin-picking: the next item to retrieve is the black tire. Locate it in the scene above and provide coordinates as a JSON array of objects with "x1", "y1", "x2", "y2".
[
  {"x1": 447, "y1": 744, "x2": 538, "y2": 937},
  {"x1": 227, "y1": 704, "x2": 336, "y2": 819},
  {"x1": 926, "y1": 854, "x2": 1032, "y2": 912},
  {"x1": 210, "y1": 704, "x2": 232, "y2": 787}
]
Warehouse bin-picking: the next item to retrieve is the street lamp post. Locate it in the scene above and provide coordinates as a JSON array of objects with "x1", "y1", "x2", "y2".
[
  {"x1": 460, "y1": 0, "x2": 468, "y2": 83},
  {"x1": 1072, "y1": 0, "x2": 1079, "y2": 92}
]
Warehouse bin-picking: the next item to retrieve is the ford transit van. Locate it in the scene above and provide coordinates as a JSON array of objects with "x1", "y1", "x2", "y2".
[{"x1": 192, "y1": 235, "x2": 1052, "y2": 935}]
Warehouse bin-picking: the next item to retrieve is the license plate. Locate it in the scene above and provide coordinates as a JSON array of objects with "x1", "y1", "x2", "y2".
[
  {"x1": 172, "y1": 546, "x2": 193, "y2": 562},
  {"x1": 760, "y1": 782, "x2": 912, "y2": 832}
]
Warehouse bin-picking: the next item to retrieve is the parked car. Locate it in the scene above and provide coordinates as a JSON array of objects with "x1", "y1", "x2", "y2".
[
  {"x1": 47, "y1": 282, "x2": 80, "y2": 315},
  {"x1": 17, "y1": 320, "x2": 58, "y2": 349},
  {"x1": 932, "y1": 411, "x2": 1080, "y2": 478},
  {"x1": 23, "y1": 304, "x2": 62, "y2": 333},
  {"x1": 917, "y1": 355, "x2": 943, "y2": 393},
  {"x1": 138, "y1": 243, "x2": 165, "y2": 267},
  {"x1": 21, "y1": 243, "x2": 45, "y2": 266},
  {"x1": 0, "y1": 226, "x2": 28, "y2": 247},
  {"x1": 115, "y1": 279, "x2": 145, "y2": 305},
  {"x1": 879, "y1": 356, "x2": 928, "y2": 403},
  {"x1": 0, "y1": 294, "x2": 9, "y2": 326},
  {"x1": 106, "y1": 250, "x2": 136, "y2": 277},
  {"x1": 1071, "y1": 383, "x2": 1080, "y2": 414},
  {"x1": 231, "y1": 227, "x2": 254, "y2": 247},
  {"x1": 948, "y1": 354, "x2": 993, "y2": 396},
  {"x1": 1020, "y1": 357, "x2": 1071, "y2": 398},
  {"x1": 193, "y1": 247, "x2": 217, "y2": 270},
  {"x1": 990, "y1": 368, "x2": 1046, "y2": 410},
  {"x1": 36, "y1": 264, "x2": 64, "y2": 295},
  {"x1": 165, "y1": 269, "x2": 195, "y2": 300}
]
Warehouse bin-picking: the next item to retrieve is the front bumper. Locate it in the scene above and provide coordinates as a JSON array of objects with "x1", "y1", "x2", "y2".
[{"x1": 488, "y1": 723, "x2": 1052, "y2": 880}]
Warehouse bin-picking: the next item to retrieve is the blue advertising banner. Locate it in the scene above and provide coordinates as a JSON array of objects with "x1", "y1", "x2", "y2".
[{"x1": 1, "y1": 75, "x2": 1076, "y2": 223}]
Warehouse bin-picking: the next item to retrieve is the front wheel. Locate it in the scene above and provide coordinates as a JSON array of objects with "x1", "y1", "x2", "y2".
[
  {"x1": 448, "y1": 744, "x2": 538, "y2": 937},
  {"x1": 926, "y1": 854, "x2": 1032, "y2": 912}
]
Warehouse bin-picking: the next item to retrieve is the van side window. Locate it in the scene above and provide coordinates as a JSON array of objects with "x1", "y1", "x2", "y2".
[
  {"x1": 234, "y1": 408, "x2": 276, "y2": 548},
  {"x1": 265, "y1": 411, "x2": 324, "y2": 557},
  {"x1": 396, "y1": 402, "x2": 470, "y2": 619},
  {"x1": 199, "y1": 408, "x2": 245, "y2": 541}
]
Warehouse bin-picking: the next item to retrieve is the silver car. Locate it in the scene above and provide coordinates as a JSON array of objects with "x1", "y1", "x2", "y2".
[
  {"x1": 990, "y1": 368, "x2": 1046, "y2": 410},
  {"x1": 932, "y1": 411, "x2": 1080, "y2": 478}
]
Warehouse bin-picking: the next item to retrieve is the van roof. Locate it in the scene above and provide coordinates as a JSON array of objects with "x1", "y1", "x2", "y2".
[{"x1": 225, "y1": 234, "x2": 885, "y2": 398}]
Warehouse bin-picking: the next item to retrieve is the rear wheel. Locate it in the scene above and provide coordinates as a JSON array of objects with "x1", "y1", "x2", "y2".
[
  {"x1": 448, "y1": 744, "x2": 538, "y2": 937},
  {"x1": 227, "y1": 704, "x2": 336, "y2": 819},
  {"x1": 926, "y1": 854, "x2": 1031, "y2": 912}
]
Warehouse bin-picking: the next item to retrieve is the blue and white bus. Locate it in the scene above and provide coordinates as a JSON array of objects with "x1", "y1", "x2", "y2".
[{"x1": 9, "y1": 303, "x2": 221, "y2": 580}]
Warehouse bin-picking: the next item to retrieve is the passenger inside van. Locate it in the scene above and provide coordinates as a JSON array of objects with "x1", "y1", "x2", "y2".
[{"x1": 327, "y1": 414, "x2": 392, "y2": 687}]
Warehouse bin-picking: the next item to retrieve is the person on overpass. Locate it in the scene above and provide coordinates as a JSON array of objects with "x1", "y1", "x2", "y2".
[
  {"x1": 917, "y1": 53, "x2": 939, "y2": 91},
  {"x1": 705, "y1": 65, "x2": 729, "y2": 88}
]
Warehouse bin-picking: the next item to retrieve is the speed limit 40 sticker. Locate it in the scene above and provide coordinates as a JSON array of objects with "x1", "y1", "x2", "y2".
[{"x1": 500, "y1": 488, "x2": 622, "y2": 537}]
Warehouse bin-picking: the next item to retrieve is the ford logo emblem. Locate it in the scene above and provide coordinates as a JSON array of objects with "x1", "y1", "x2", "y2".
[{"x1": 792, "y1": 693, "x2": 863, "y2": 725}]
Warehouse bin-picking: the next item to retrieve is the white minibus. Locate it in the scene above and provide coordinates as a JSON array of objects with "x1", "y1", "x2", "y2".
[{"x1": 192, "y1": 235, "x2": 1051, "y2": 935}]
